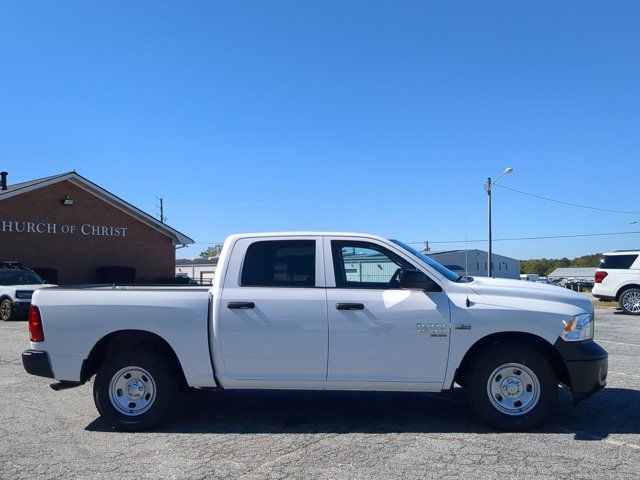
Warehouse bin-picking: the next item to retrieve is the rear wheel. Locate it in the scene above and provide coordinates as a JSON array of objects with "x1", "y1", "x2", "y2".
[
  {"x1": 464, "y1": 344, "x2": 557, "y2": 430},
  {"x1": 619, "y1": 288, "x2": 640, "y2": 315},
  {"x1": 0, "y1": 299, "x2": 13, "y2": 321},
  {"x1": 93, "y1": 349, "x2": 177, "y2": 431}
]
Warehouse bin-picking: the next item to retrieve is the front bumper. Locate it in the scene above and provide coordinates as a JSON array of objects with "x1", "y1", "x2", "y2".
[
  {"x1": 554, "y1": 339, "x2": 608, "y2": 403},
  {"x1": 22, "y1": 350, "x2": 54, "y2": 378}
]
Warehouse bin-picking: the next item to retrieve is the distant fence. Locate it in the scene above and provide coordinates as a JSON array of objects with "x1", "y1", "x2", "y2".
[{"x1": 345, "y1": 260, "x2": 397, "y2": 284}]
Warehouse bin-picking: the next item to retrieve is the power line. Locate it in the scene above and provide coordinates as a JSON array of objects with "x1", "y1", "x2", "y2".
[
  {"x1": 494, "y1": 184, "x2": 640, "y2": 215},
  {"x1": 187, "y1": 230, "x2": 640, "y2": 248},
  {"x1": 406, "y1": 230, "x2": 640, "y2": 246}
]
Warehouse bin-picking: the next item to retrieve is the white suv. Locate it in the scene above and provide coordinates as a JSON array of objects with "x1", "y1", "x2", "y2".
[
  {"x1": 0, "y1": 263, "x2": 48, "y2": 321},
  {"x1": 592, "y1": 250, "x2": 640, "y2": 315}
]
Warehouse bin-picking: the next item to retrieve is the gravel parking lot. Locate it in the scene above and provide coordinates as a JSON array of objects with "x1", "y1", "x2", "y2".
[{"x1": 1, "y1": 307, "x2": 639, "y2": 479}]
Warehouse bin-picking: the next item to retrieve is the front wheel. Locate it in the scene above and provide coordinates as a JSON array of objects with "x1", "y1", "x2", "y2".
[
  {"x1": 93, "y1": 350, "x2": 178, "y2": 431},
  {"x1": 619, "y1": 288, "x2": 640, "y2": 315},
  {"x1": 0, "y1": 299, "x2": 13, "y2": 321},
  {"x1": 464, "y1": 344, "x2": 558, "y2": 430}
]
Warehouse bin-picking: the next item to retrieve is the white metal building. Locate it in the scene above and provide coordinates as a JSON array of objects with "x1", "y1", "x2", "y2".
[
  {"x1": 343, "y1": 252, "x2": 399, "y2": 283},
  {"x1": 342, "y1": 248, "x2": 520, "y2": 280},
  {"x1": 425, "y1": 249, "x2": 520, "y2": 279},
  {"x1": 175, "y1": 257, "x2": 218, "y2": 285},
  {"x1": 547, "y1": 267, "x2": 597, "y2": 281}
]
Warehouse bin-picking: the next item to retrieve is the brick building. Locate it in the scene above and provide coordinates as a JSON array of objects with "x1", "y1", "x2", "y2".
[{"x1": 0, "y1": 171, "x2": 193, "y2": 284}]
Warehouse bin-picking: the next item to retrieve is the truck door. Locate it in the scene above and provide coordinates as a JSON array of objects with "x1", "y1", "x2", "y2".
[
  {"x1": 218, "y1": 237, "x2": 328, "y2": 381},
  {"x1": 325, "y1": 238, "x2": 450, "y2": 386}
]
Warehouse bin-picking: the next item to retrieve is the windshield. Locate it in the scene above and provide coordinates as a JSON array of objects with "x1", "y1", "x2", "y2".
[
  {"x1": 0, "y1": 271, "x2": 44, "y2": 286},
  {"x1": 390, "y1": 239, "x2": 462, "y2": 282}
]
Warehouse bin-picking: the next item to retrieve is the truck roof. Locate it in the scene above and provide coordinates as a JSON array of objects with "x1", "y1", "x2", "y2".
[
  {"x1": 225, "y1": 231, "x2": 391, "y2": 241},
  {"x1": 602, "y1": 250, "x2": 640, "y2": 255}
]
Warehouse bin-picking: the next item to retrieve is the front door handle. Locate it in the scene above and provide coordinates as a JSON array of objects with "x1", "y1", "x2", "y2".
[
  {"x1": 336, "y1": 303, "x2": 364, "y2": 310},
  {"x1": 227, "y1": 302, "x2": 255, "y2": 310}
]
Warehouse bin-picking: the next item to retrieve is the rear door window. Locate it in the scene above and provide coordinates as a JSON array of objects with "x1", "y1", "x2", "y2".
[
  {"x1": 598, "y1": 255, "x2": 638, "y2": 269},
  {"x1": 241, "y1": 240, "x2": 315, "y2": 287}
]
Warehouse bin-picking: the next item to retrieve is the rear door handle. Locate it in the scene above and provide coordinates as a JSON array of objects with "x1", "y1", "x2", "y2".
[
  {"x1": 227, "y1": 302, "x2": 255, "y2": 310},
  {"x1": 336, "y1": 303, "x2": 364, "y2": 310}
]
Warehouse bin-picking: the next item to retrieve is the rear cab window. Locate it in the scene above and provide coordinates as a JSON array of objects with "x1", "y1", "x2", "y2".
[
  {"x1": 599, "y1": 255, "x2": 639, "y2": 270},
  {"x1": 241, "y1": 240, "x2": 316, "y2": 287}
]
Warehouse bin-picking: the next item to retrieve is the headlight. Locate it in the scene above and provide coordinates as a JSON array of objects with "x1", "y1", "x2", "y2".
[
  {"x1": 15, "y1": 290, "x2": 33, "y2": 300},
  {"x1": 561, "y1": 312, "x2": 594, "y2": 342}
]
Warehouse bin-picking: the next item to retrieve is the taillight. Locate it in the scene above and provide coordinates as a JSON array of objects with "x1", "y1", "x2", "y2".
[
  {"x1": 29, "y1": 305, "x2": 44, "y2": 342},
  {"x1": 595, "y1": 271, "x2": 608, "y2": 284}
]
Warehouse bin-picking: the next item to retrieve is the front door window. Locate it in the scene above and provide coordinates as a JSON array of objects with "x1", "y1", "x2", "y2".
[{"x1": 331, "y1": 241, "x2": 413, "y2": 289}]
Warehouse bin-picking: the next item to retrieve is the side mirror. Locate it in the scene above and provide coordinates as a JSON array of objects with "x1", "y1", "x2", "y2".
[{"x1": 399, "y1": 269, "x2": 442, "y2": 292}]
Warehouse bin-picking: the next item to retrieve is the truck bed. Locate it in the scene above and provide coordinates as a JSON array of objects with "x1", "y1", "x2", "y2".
[{"x1": 31, "y1": 285, "x2": 217, "y2": 388}]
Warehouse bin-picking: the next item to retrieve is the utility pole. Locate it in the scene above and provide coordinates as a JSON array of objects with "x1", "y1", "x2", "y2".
[
  {"x1": 486, "y1": 177, "x2": 492, "y2": 277},
  {"x1": 157, "y1": 197, "x2": 166, "y2": 223},
  {"x1": 483, "y1": 167, "x2": 513, "y2": 277}
]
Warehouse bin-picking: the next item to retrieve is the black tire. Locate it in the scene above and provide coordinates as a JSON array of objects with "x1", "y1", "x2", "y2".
[
  {"x1": 0, "y1": 299, "x2": 13, "y2": 321},
  {"x1": 464, "y1": 344, "x2": 558, "y2": 430},
  {"x1": 619, "y1": 288, "x2": 640, "y2": 315},
  {"x1": 93, "y1": 349, "x2": 178, "y2": 431}
]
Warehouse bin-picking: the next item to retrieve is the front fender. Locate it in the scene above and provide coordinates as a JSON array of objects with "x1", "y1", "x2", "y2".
[{"x1": 443, "y1": 290, "x2": 584, "y2": 389}]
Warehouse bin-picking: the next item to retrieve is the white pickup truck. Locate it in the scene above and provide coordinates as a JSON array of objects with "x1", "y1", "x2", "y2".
[{"x1": 22, "y1": 232, "x2": 608, "y2": 431}]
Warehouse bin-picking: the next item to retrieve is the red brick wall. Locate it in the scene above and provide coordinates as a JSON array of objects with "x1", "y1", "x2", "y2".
[{"x1": 0, "y1": 180, "x2": 175, "y2": 284}]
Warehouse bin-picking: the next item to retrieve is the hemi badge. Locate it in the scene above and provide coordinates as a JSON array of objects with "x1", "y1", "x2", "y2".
[{"x1": 455, "y1": 323, "x2": 472, "y2": 330}]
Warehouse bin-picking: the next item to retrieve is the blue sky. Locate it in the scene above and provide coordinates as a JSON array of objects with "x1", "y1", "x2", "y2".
[{"x1": 1, "y1": 1, "x2": 639, "y2": 260}]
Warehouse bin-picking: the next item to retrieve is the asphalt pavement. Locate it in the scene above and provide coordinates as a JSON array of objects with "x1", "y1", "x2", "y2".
[{"x1": 1, "y1": 307, "x2": 639, "y2": 479}]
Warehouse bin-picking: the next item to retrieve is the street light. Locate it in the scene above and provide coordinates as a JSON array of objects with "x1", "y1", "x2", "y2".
[{"x1": 484, "y1": 167, "x2": 514, "y2": 277}]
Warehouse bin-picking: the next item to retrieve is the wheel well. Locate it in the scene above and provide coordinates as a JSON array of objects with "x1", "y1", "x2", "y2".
[
  {"x1": 616, "y1": 284, "x2": 640, "y2": 301},
  {"x1": 454, "y1": 332, "x2": 571, "y2": 389},
  {"x1": 80, "y1": 330, "x2": 188, "y2": 390}
]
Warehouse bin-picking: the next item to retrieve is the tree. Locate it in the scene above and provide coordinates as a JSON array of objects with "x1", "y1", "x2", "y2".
[
  {"x1": 200, "y1": 245, "x2": 223, "y2": 258},
  {"x1": 520, "y1": 253, "x2": 602, "y2": 276},
  {"x1": 572, "y1": 253, "x2": 602, "y2": 267}
]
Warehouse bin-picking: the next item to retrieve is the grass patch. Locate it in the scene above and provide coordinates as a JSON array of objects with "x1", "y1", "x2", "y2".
[{"x1": 580, "y1": 291, "x2": 617, "y2": 308}]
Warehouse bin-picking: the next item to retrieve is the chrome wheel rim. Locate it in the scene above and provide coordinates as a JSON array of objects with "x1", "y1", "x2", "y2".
[
  {"x1": 108, "y1": 366, "x2": 157, "y2": 416},
  {"x1": 622, "y1": 291, "x2": 640, "y2": 313},
  {"x1": 487, "y1": 363, "x2": 540, "y2": 416},
  {"x1": 0, "y1": 300, "x2": 11, "y2": 320}
]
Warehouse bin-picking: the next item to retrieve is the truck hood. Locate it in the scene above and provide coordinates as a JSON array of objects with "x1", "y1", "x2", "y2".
[{"x1": 468, "y1": 277, "x2": 593, "y2": 311}]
